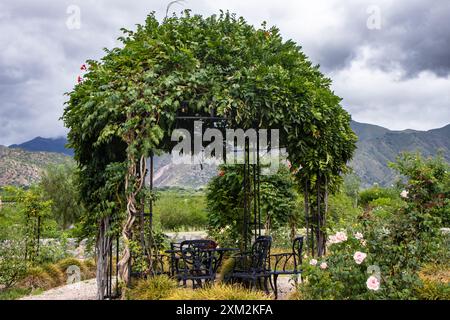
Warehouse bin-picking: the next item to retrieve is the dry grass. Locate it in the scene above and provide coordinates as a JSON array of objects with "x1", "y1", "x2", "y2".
[
  {"x1": 17, "y1": 267, "x2": 54, "y2": 290},
  {"x1": 416, "y1": 263, "x2": 450, "y2": 300},
  {"x1": 419, "y1": 263, "x2": 450, "y2": 284},
  {"x1": 125, "y1": 275, "x2": 271, "y2": 300},
  {"x1": 165, "y1": 283, "x2": 271, "y2": 300},
  {"x1": 125, "y1": 275, "x2": 178, "y2": 300},
  {"x1": 41, "y1": 264, "x2": 64, "y2": 287}
]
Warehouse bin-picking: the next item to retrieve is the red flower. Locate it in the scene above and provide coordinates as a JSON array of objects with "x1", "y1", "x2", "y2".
[
  {"x1": 80, "y1": 64, "x2": 87, "y2": 71},
  {"x1": 218, "y1": 170, "x2": 225, "y2": 177}
]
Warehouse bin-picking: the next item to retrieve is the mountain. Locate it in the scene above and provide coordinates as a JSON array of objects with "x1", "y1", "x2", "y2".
[
  {"x1": 9, "y1": 136, "x2": 74, "y2": 156},
  {"x1": 2, "y1": 121, "x2": 449, "y2": 188},
  {"x1": 350, "y1": 121, "x2": 450, "y2": 187},
  {"x1": 0, "y1": 146, "x2": 73, "y2": 186}
]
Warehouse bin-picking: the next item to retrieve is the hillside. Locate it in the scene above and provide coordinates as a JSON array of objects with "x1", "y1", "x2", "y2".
[
  {"x1": 0, "y1": 146, "x2": 73, "y2": 186},
  {"x1": 350, "y1": 122, "x2": 450, "y2": 187},
  {"x1": 2, "y1": 121, "x2": 449, "y2": 188},
  {"x1": 10, "y1": 136, "x2": 74, "y2": 156}
]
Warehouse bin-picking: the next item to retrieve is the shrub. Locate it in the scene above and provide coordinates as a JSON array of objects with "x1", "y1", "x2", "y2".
[
  {"x1": 57, "y1": 258, "x2": 84, "y2": 272},
  {"x1": 0, "y1": 240, "x2": 28, "y2": 289},
  {"x1": 206, "y1": 164, "x2": 297, "y2": 249},
  {"x1": 35, "y1": 239, "x2": 70, "y2": 265},
  {"x1": 83, "y1": 259, "x2": 97, "y2": 274},
  {"x1": 299, "y1": 229, "x2": 377, "y2": 300},
  {"x1": 56, "y1": 258, "x2": 89, "y2": 280},
  {"x1": 217, "y1": 257, "x2": 236, "y2": 282},
  {"x1": 125, "y1": 275, "x2": 178, "y2": 300},
  {"x1": 17, "y1": 267, "x2": 54, "y2": 290},
  {"x1": 41, "y1": 264, "x2": 64, "y2": 287},
  {"x1": 359, "y1": 186, "x2": 400, "y2": 207}
]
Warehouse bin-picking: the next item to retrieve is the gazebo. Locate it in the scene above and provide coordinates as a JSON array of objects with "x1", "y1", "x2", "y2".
[{"x1": 63, "y1": 11, "x2": 356, "y2": 299}]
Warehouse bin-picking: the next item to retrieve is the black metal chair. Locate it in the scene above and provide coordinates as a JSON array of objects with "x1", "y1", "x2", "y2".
[
  {"x1": 169, "y1": 242, "x2": 181, "y2": 277},
  {"x1": 226, "y1": 236, "x2": 272, "y2": 294},
  {"x1": 175, "y1": 239, "x2": 218, "y2": 288},
  {"x1": 270, "y1": 236, "x2": 304, "y2": 299}
]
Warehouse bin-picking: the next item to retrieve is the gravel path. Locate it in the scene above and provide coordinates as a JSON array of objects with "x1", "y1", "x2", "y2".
[
  {"x1": 20, "y1": 279, "x2": 98, "y2": 300},
  {"x1": 274, "y1": 275, "x2": 299, "y2": 300},
  {"x1": 19, "y1": 275, "x2": 296, "y2": 300}
]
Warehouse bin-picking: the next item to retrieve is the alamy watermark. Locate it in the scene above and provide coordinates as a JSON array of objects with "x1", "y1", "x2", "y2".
[
  {"x1": 66, "y1": 5, "x2": 81, "y2": 30},
  {"x1": 171, "y1": 121, "x2": 285, "y2": 175}
]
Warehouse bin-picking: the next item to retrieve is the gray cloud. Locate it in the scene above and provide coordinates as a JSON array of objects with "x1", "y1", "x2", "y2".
[{"x1": 0, "y1": 0, "x2": 449, "y2": 145}]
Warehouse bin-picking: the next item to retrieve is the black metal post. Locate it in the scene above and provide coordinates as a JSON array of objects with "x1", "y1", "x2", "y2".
[
  {"x1": 116, "y1": 234, "x2": 119, "y2": 297},
  {"x1": 243, "y1": 140, "x2": 248, "y2": 252}
]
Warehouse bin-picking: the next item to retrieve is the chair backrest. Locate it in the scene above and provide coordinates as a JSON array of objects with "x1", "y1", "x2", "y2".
[
  {"x1": 292, "y1": 236, "x2": 304, "y2": 270},
  {"x1": 179, "y1": 240, "x2": 217, "y2": 275},
  {"x1": 250, "y1": 236, "x2": 272, "y2": 272}
]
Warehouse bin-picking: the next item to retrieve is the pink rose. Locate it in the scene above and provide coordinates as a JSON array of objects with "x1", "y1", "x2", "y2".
[
  {"x1": 353, "y1": 251, "x2": 367, "y2": 264},
  {"x1": 328, "y1": 235, "x2": 336, "y2": 244},
  {"x1": 328, "y1": 231, "x2": 347, "y2": 245},
  {"x1": 366, "y1": 276, "x2": 380, "y2": 291},
  {"x1": 335, "y1": 231, "x2": 347, "y2": 242},
  {"x1": 354, "y1": 232, "x2": 364, "y2": 240},
  {"x1": 309, "y1": 259, "x2": 318, "y2": 266},
  {"x1": 320, "y1": 262, "x2": 327, "y2": 269}
]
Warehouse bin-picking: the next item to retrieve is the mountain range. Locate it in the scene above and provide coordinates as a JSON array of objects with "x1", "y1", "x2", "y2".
[{"x1": 1, "y1": 121, "x2": 449, "y2": 188}]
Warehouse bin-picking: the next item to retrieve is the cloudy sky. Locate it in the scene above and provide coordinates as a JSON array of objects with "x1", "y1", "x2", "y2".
[{"x1": 0, "y1": 0, "x2": 449, "y2": 146}]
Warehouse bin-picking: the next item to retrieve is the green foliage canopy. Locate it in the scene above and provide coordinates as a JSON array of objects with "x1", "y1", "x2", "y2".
[{"x1": 63, "y1": 11, "x2": 356, "y2": 235}]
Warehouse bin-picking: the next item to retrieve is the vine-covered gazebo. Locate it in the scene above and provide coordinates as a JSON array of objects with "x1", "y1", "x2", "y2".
[{"x1": 63, "y1": 11, "x2": 356, "y2": 299}]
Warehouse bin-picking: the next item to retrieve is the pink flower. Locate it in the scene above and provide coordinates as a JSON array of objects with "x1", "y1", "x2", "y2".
[
  {"x1": 328, "y1": 235, "x2": 337, "y2": 244},
  {"x1": 366, "y1": 276, "x2": 380, "y2": 291},
  {"x1": 335, "y1": 231, "x2": 347, "y2": 242},
  {"x1": 320, "y1": 262, "x2": 327, "y2": 269},
  {"x1": 353, "y1": 251, "x2": 367, "y2": 264},
  {"x1": 77, "y1": 76, "x2": 83, "y2": 83},
  {"x1": 309, "y1": 259, "x2": 318, "y2": 266},
  {"x1": 328, "y1": 231, "x2": 348, "y2": 245},
  {"x1": 80, "y1": 64, "x2": 87, "y2": 71},
  {"x1": 354, "y1": 232, "x2": 364, "y2": 240}
]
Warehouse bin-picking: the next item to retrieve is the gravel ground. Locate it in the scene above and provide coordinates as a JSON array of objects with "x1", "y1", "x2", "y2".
[
  {"x1": 20, "y1": 279, "x2": 98, "y2": 300},
  {"x1": 274, "y1": 275, "x2": 299, "y2": 300}
]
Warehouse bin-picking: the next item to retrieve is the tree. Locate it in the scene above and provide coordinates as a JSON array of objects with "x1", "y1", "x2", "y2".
[
  {"x1": 40, "y1": 164, "x2": 84, "y2": 230},
  {"x1": 344, "y1": 173, "x2": 361, "y2": 208},
  {"x1": 206, "y1": 164, "x2": 297, "y2": 249}
]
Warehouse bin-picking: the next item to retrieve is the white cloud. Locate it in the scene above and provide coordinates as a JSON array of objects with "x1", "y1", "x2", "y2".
[
  {"x1": 0, "y1": 0, "x2": 449, "y2": 145},
  {"x1": 331, "y1": 47, "x2": 450, "y2": 130}
]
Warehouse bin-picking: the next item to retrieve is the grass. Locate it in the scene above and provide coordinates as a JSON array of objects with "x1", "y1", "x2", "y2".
[
  {"x1": 166, "y1": 283, "x2": 271, "y2": 300},
  {"x1": 125, "y1": 275, "x2": 178, "y2": 300},
  {"x1": 416, "y1": 263, "x2": 450, "y2": 300},
  {"x1": 0, "y1": 288, "x2": 32, "y2": 300},
  {"x1": 154, "y1": 190, "x2": 207, "y2": 231},
  {"x1": 126, "y1": 276, "x2": 272, "y2": 300}
]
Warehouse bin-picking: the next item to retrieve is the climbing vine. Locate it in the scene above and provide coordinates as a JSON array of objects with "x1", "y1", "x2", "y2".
[{"x1": 63, "y1": 10, "x2": 357, "y2": 297}]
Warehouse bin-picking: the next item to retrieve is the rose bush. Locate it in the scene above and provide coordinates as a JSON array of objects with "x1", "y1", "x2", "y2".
[{"x1": 299, "y1": 229, "x2": 380, "y2": 300}]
